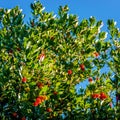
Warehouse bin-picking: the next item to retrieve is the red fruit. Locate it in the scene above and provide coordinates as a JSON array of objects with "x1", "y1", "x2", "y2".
[
  {"x1": 80, "y1": 64, "x2": 85, "y2": 71},
  {"x1": 36, "y1": 82, "x2": 44, "y2": 89},
  {"x1": 68, "y1": 69, "x2": 72, "y2": 75},
  {"x1": 36, "y1": 97, "x2": 42, "y2": 104},
  {"x1": 33, "y1": 101, "x2": 39, "y2": 107},
  {"x1": 22, "y1": 77, "x2": 27, "y2": 83},
  {"x1": 34, "y1": 95, "x2": 47, "y2": 106},
  {"x1": 46, "y1": 108, "x2": 52, "y2": 112},
  {"x1": 38, "y1": 96, "x2": 44, "y2": 100},
  {"x1": 53, "y1": 91, "x2": 58, "y2": 95},
  {"x1": 92, "y1": 93, "x2": 100, "y2": 99},
  {"x1": 21, "y1": 117, "x2": 26, "y2": 120},
  {"x1": 88, "y1": 77, "x2": 93, "y2": 82},
  {"x1": 41, "y1": 95, "x2": 47, "y2": 100},
  {"x1": 12, "y1": 112, "x2": 17, "y2": 117},
  {"x1": 94, "y1": 52, "x2": 99, "y2": 57},
  {"x1": 100, "y1": 92, "x2": 108, "y2": 100}
]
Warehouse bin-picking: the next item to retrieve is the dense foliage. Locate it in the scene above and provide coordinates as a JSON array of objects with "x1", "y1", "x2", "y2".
[{"x1": 0, "y1": 1, "x2": 120, "y2": 119}]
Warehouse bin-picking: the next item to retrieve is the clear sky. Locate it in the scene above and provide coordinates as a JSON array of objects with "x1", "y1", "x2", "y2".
[{"x1": 0, "y1": 0, "x2": 120, "y2": 26}]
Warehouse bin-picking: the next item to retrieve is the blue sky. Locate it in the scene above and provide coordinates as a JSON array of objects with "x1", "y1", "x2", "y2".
[{"x1": 0, "y1": 0, "x2": 120, "y2": 27}]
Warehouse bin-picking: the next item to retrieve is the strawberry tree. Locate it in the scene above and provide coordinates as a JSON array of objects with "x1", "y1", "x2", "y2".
[{"x1": 0, "y1": 1, "x2": 120, "y2": 119}]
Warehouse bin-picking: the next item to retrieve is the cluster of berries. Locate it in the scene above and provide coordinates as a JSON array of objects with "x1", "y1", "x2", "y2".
[
  {"x1": 91, "y1": 92, "x2": 108, "y2": 100},
  {"x1": 33, "y1": 95, "x2": 47, "y2": 107}
]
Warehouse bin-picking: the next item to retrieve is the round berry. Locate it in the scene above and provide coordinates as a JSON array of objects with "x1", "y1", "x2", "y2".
[
  {"x1": 46, "y1": 108, "x2": 52, "y2": 112},
  {"x1": 68, "y1": 69, "x2": 72, "y2": 75},
  {"x1": 22, "y1": 77, "x2": 27, "y2": 83},
  {"x1": 88, "y1": 77, "x2": 93, "y2": 82},
  {"x1": 80, "y1": 64, "x2": 85, "y2": 71}
]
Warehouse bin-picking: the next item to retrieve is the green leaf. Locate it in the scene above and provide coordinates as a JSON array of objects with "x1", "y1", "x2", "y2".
[
  {"x1": 89, "y1": 16, "x2": 96, "y2": 26},
  {"x1": 95, "y1": 41, "x2": 102, "y2": 52}
]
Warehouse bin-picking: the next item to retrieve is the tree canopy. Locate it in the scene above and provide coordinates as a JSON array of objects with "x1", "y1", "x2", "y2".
[{"x1": 0, "y1": 1, "x2": 120, "y2": 119}]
